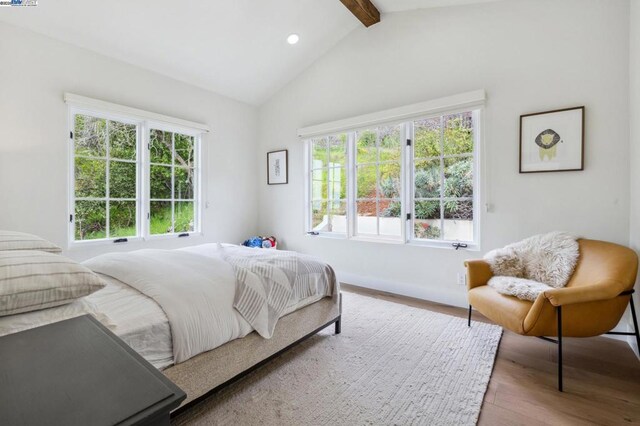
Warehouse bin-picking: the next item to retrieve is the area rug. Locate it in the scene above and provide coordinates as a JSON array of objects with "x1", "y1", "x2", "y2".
[{"x1": 172, "y1": 292, "x2": 502, "y2": 426}]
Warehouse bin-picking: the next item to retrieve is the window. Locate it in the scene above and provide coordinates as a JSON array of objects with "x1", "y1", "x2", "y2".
[
  {"x1": 355, "y1": 125, "x2": 403, "y2": 239},
  {"x1": 310, "y1": 134, "x2": 347, "y2": 233},
  {"x1": 73, "y1": 114, "x2": 139, "y2": 241},
  {"x1": 69, "y1": 101, "x2": 203, "y2": 245},
  {"x1": 412, "y1": 113, "x2": 475, "y2": 242},
  {"x1": 149, "y1": 129, "x2": 197, "y2": 235},
  {"x1": 305, "y1": 108, "x2": 479, "y2": 247}
]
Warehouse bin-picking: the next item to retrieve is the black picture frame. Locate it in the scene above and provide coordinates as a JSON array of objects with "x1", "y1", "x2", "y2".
[
  {"x1": 519, "y1": 106, "x2": 585, "y2": 173},
  {"x1": 267, "y1": 149, "x2": 288, "y2": 185}
]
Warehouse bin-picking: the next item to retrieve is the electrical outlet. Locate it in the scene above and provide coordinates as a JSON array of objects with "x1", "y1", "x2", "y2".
[{"x1": 457, "y1": 273, "x2": 466, "y2": 286}]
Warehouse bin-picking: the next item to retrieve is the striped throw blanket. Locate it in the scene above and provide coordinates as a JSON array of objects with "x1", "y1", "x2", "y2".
[{"x1": 221, "y1": 247, "x2": 336, "y2": 338}]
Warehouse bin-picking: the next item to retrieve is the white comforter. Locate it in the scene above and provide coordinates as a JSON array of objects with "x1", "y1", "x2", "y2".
[
  {"x1": 84, "y1": 249, "x2": 253, "y2": 363},
  {"x1": 83, "y1": 244, "x2": 336, "y2": 364}
]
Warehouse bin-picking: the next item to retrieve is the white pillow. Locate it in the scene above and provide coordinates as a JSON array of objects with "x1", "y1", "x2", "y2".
[
  {"x1": 0, "y1": 230, "x2": 62, "y2": 254},
  {"x1": 0, "y1": 251, "x2": 105, "y2": 316}
]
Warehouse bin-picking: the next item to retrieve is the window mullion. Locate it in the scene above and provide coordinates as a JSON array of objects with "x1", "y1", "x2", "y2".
[
  {"x1": 195, "y1": 135, "x2": 201, "y2": 234},
  {"x1": 326, "y1": 142, "x2": 331, "y2": 232},
  {"x1": 347, "y1": 132, "x2": 356, "y2": 238},
  {"x1": 171, "y1": 132, "x2": 175, "y2": 233},
  {"x1": 105, "y1": 120, "x2": 110, "y2": 239},
  {"x1": 375, "y1": 130, "x2": 380, "y2": 236},
  {"x1": 405, "y1": 121, "x2": 413, "y2": 243},
  {"x1": 141, "y1": 121, "x2": 148, "y2": 239},
  {"x1": 69, "y1": 113, "x2": 75, "y2": 244},
  {"x1": 439, "y1": 116, "x2": 445, "y2": 240}
]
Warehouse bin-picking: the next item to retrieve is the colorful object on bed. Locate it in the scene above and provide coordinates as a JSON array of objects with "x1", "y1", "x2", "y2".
[{"x1": 242, "y1": 236, "x2": 277, "y2": 249}]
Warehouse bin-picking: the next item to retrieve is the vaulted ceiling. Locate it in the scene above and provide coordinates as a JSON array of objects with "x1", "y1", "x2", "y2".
[{"x1": 0, "y1": 0, "x2": 501, "y2": 105}]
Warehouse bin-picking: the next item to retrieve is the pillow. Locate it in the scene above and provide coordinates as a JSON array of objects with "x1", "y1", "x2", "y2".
[
  {"x1": 0, "y1": 230, "x2": 62, "y2": 254},
  {"x1": 0, "y1": 251, "x2": 105, "y2": 316}
]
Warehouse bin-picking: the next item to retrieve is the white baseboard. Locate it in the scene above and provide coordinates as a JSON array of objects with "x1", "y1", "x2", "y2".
[
  {"x1": 337, "y1": 271, "x2": 640, "y2": 359},
  {"x1": 336, "y1": 271, "x2": 468, "y2": 308}
]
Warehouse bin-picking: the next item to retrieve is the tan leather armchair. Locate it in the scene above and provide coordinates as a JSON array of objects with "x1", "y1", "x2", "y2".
[{"x1": 465, "y1": 239, "x2": 639, "y2": 391}]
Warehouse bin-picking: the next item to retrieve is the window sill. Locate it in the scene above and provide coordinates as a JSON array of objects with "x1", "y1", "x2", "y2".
[
  {"x1": 349, "y1": 236, "x2": 404, "y2": 245},
  {"x1": 67, "y1": 236, "x2": 144, "y2": 249},
  {"x1": 145, "y1": 232, "x2": 203, "y2": 241},
  {"x1": 305, "y1": 232, "x2": 479, "y2": 251},
  {"x1": 67, "y1": 232, "x2": 203, "y2": 249},
  {"x1": 407, "y1": 240, "x2": 480, "y2": 252},
  {"x1": 305, "y1": 232, "x2": 347, "y2": 240}
]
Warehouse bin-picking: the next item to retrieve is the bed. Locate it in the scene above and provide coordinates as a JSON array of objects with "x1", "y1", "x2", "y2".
[{"x1": 0, "y1": 242, "x2": 341, "y2": 414}]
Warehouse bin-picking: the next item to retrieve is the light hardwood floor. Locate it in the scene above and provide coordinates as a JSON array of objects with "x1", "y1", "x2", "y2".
[{"x1": 342, "y1": 284, "x2": 640, "y2": 425}]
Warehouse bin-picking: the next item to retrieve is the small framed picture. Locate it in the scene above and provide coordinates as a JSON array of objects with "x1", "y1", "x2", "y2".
[
  {"x1": 267, "y1": 150, "x2": 288, "y2": 185},
  {"x1": 519, "y1": 106, "x2": 584, "y2": 173}
]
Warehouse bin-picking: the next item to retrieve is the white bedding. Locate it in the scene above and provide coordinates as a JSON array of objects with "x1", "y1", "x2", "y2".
[
  {"x1": 84, "y1": 249, "x2": 255, "y2": 364},
  {"x1": 0, "y1": 274, "x2": 175, "y2": 369},
  {"x1": 0, "y1": 243, "x2": 333, "y2": 370}
]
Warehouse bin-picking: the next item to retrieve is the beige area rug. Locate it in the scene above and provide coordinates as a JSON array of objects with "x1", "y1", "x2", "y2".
[{"x1": 172, "y1": 292, "x2": 502, "y2": 426}]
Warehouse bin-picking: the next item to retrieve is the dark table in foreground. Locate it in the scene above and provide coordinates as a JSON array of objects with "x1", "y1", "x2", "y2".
[{"x1": 0, "y1": 314, "x2": 185, "y2": 426}]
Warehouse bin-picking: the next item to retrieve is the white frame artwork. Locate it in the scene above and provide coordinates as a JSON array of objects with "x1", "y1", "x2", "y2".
[
  {"x1": 519, "y1": 106, "x2": 585, "y2": 173},
  {"x1": 267, "y1": 149, "x2": 288, "y2": 185}
]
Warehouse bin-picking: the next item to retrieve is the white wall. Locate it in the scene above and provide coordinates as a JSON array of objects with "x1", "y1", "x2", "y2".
[
  {"x1": 629, "y1": 0, "x2": 640, "y2": 356},
  {"x1": 258, "y1": 0, "x2": 631, "y2": 307},
  {"x1": 0, "y1": 23, "x2": 259, "y2": 261}
]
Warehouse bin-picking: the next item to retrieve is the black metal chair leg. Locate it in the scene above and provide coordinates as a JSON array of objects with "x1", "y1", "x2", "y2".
[
  {"x1": 557, "y1": 306, "x2": 563, "y2": 392},
  {"x1": 335, "y1": 317, "x2": 341, "y2": 335},
  {"x1": 468, "y1": 305, "x2": 472, "y2": 327},
  {"x1": 629, "y1": 296, "x2": 640, "y2": 352}
]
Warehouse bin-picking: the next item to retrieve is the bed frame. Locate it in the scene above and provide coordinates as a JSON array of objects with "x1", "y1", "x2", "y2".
[{"x1": 165, "y1": 292, "x2": 342, "y2": 417}]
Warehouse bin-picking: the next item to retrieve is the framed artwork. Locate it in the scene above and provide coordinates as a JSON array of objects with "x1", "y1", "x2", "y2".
[
  {"x1": 267, "y1": 149, "x2": 288, "y2": 185},
  {"x1": 519, "y1": 106, "x2": 584, "y2": 173}
]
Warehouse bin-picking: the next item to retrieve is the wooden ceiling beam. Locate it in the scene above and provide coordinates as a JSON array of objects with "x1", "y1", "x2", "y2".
[{"x1": 339, "y1": 0, "x2": 380, "y2": 28}]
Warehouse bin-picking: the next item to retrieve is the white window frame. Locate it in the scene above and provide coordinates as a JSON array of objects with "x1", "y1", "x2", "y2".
[
  {"x1": 301, "y1": 90, "x2": 484, "y2": 250},
  {"x1": 145, "y1": 122, "x2": 203, "y2": 241},
  {"x1": 406, "y1": 109, "x2": 481, "y2": 249},
  {"x1": 66, "y1": 94, "x2": 207, "y2": 247},
  {"x1": 350, "y1": 122, "x2": 407, "y2": 242}
]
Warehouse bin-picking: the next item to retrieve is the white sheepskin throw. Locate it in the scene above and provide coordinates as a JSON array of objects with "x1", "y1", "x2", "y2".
[{"x1": 483, "y1": 232, "x2": 579, "y2": 301}]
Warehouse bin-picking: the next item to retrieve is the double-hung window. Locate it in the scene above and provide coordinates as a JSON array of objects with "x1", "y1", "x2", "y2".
[
  {"x1": 68, "y1": 95, "x2": 206, "y2": 245},
  {"x1": 304, "y1": 93, "x2": 481, "y2": 248}
]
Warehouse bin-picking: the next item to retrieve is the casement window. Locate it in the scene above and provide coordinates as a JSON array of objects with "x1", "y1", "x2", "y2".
[
  {"x1": 148, "y1": 129, "x2": 197, "y2": 235},
  {"x1": 355, "y1": 125, "x2": 403, "y2": 239},
  {"x1": 310, "y1": 134, "x2": 348, "y2": 233},
  {"x1": 73, "y1": 114, "x2": 139, "y2": 241},
  {"x1": 303, "y1": 91, "x2": 482, "y2": 249},
  {"x1": 410, "y1": 113, "x2": 475, "y2": 243},
  {"x1": 67, "y1": 94, "x2": 207, "y2": 245}
]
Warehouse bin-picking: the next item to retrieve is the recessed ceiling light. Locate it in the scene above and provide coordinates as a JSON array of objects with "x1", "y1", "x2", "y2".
[{"x1": 287, "y1": 33, "x2": 300, "y2": 45}]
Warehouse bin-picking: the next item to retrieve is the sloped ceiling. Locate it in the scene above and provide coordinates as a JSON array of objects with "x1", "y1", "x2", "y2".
[{"x1": 0, "y1": 0, "x2": 502, "y2": 105}]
